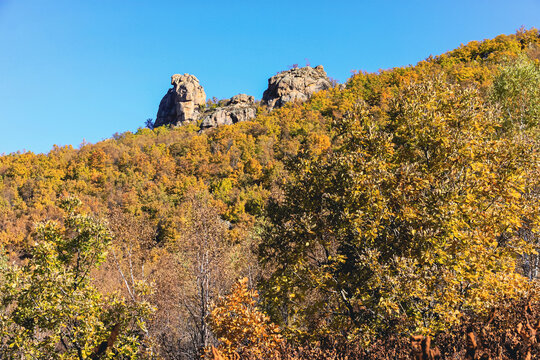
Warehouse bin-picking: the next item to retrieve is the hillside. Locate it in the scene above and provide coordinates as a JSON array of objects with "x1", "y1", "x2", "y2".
[{"x1": 0, "y1": 28, "x2": 539, "y2": 359}]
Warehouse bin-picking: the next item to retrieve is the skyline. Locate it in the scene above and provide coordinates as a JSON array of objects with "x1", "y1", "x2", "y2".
[{"x1": 1, "y1": 0, "x2": 539, "y2": 154}]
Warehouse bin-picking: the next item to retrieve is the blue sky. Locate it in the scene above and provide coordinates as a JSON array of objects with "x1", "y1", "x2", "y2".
[{"x1": 0, "y1": 0, "x2": 539, "y2": 154}]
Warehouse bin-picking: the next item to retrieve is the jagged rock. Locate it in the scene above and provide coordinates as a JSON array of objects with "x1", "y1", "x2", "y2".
[
  {"x1": 201, "y1": 94, "x2": 257, "y2": 129},
  {"x1": 154, "y1": 74, "x2": 206, "y2": 127},
  {"x1": 262, "y1": 65, "x2": 332, "y2": 110},
  {"x1": 153, "y1": 65, "x2": 332, "y2": 130}
]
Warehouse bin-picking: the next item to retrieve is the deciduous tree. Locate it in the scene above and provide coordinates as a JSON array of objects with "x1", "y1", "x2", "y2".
[
  {"x1": 261, "y1": 74, "x2": 538, "y2": 339},
  {"x1": 0, "y1": 197, "x2": 154, "y2": 359}
]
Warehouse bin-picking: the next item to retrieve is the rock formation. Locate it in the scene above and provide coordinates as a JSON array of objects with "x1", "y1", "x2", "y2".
[
  {"x1": 154, "y1": 74, "x2": 206, "y2": 127},
  {"x1": 201, "y1": 94, "x2": 257, "y2": 129},
  {"x1": 262, "y1": 65, "x2": 332, "y2": 110},
  {"x1": 153, "y1": 65, "x2": 333, "y2": 129}
]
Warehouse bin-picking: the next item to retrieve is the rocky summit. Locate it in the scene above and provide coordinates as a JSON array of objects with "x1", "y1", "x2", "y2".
[
  {"x1": 262, "y1": 65, "x2": 332, "y2": 110},
  {"x1": 153, "y1": 65, "x2": 332, "y2": 129}
]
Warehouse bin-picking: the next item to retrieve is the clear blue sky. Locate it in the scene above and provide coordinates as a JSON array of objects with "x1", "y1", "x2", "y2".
[{"x1": 0, "y1": 0, "x2": 538, "y2": 154}]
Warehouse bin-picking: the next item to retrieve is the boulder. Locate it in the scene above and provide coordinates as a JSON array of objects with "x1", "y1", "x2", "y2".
[
  {"x1": 154, "y1": 74, "x2": 206, "y2": 127},
  {"x1": 228, "y1": 93, "x2": 254, "y2": 105},
  {"x1": 201, "y1": 94, "x2": 257, "y2": 129},
  {"x1": 262, "y1": 65, "x2": 332, "y2": 110}
]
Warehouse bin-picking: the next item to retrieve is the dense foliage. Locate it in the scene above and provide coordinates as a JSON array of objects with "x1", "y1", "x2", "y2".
[
  {"x1": 0, "y1": 29, "x2": 539, "y2": 358},
  {"x1": 0, "y1": 197, "x2": 154, "y2": 359},
  {"x1": 261, "y1": 71, "x2": 538, "y2": 337}
]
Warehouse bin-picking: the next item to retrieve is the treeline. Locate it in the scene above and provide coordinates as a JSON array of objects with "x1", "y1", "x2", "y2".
[{"x1": 0, "y1": 28, "x2": 539, "y2": 359}]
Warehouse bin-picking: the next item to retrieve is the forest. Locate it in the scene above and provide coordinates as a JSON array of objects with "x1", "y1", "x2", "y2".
[{"x1": 0, "y1": 28, "x2": 539, "y2": 359}]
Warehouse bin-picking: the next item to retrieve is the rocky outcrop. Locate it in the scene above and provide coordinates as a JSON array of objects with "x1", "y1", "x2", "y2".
[
  {"x1": 154, "y1": 74, "x2": 206, "y2": 127},
  {"x1": 262, "y1": 65, "x2": 332, "y2": 110},
  {"x1": 201, "y1": 94, "x2": 257, "y2": 129},
  {"x1": 153, "y1": 65, "x2": 334, "y2": 130}
]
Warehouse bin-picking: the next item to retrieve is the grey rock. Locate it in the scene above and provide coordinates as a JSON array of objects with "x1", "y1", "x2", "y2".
[
  {"x1": 228, "y1": 94, "x2": 254, "y2": 105},
  {"x1": 201, "y1": 94, "x2": 257, "y2": 129},
  {"x1": 154, "y1": 88, "x2": 176, "y2": 127},
  {"x1": 262, "y1": 65, "x2": 332, "y2": 110},
  {"x1": 155, "y1": 74, "x2": 206, "y2": 127}
]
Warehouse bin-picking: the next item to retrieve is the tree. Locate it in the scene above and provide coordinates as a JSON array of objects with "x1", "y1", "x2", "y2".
[
  {"x1": 260, "y1": 74, "x2": 538, "y2": 339},
  {"x1": 0, "y1": 197, "x2": 154, "y2": 359},
  {"x1": 179, "y1": 194, "x2": 230, "y2": 356},
  {"x1": 207, "y1": 278, "x2": 283, "y2": 359},
  {"x1": 490, "y1": 55, "x2": 540, "y2": 280},
  {"x1": 146, "y1": 192, "x2": 253, "y2": 360},
  {"x1": 490, "y1": 54, "x2": 540, "y2": 131},
  {"x1": 145, "y1": 118, "x2": 155, "y2": 130}
]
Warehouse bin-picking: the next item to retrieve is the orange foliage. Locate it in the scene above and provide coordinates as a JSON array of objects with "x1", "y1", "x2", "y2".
[{"x1": 207, "y1": 278, "x2": 283, "y2": 359}]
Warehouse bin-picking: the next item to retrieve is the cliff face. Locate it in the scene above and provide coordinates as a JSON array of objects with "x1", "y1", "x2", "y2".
[
  {"x1": 154, "y1": 74, "x2": 206, "y2": 128},
  {"x1": 153, "y1": 65, "x2": 332, "y2": 129}
]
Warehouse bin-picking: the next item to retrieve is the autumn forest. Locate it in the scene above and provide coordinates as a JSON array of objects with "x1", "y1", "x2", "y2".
[{"x1": 0, "y1": 29, "x2": 539, "y2": 359}]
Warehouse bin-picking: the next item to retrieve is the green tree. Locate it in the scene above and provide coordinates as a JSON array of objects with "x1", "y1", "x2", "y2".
[
  {"x1": 0, "y1": 197, "x2": 154, "y2": 359},
  {"x1": 490, "y1": 54, "x2": 540, "y2": 131},
  {"x1": 490, "y1": 55, "x2": 540, "y2": 280}
]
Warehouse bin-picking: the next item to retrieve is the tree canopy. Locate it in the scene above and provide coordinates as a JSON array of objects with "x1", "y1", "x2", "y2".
[{"x1": 0, "y1": 198, "x2": 154, "y2": 359}]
